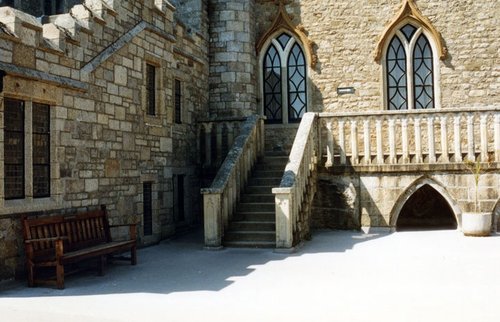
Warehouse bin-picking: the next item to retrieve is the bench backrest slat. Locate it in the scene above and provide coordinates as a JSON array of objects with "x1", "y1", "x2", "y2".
[{"x1": 23, "y1": 208, "x2": 111, "y2": 257}]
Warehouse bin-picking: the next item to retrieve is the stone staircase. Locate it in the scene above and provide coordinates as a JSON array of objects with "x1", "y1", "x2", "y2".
[{"x1": 224, "y1": 152, "x2": 288, "y2": 248}]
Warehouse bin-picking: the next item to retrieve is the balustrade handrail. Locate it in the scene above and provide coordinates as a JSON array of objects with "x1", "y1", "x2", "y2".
[
  {"x1": 273, "y1": 112, "x2": 318, "y2": 249},
  {"x1": 319, "y1": 106, "x2": 500, "y2": 118},
  {"x1": 201, "y1": 114, "x2": 264, "y2": 248},
  {"x1": 201, "y1": 115, "x2": 263, "y2": 194},
  {"x1": 321, "y1": 107, "x2": 500, "y2": 168}
]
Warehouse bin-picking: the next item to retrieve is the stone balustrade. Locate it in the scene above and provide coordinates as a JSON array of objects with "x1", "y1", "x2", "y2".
[
  {"x1": 198, "y1": 117, "x2": 246, "y2": 169},
  {"x1": 320, "y1": 107, "x2": 500, "y2": 169},
  {"x1": 273, "y1": 113, "x2": 318, "y2": 249},
  {"x1": 201, "y1": 115, "x2": 265, "y2": 248}
]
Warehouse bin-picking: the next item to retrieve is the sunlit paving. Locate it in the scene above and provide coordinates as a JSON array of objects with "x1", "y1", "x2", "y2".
[{"x1": 2, "y1": 230, "x2": 500, "y2": 322}]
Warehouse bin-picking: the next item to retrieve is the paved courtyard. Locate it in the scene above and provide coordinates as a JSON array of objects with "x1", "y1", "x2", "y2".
[{"x1": 1, "y1": 229, "x2": 499, "y2": 322}]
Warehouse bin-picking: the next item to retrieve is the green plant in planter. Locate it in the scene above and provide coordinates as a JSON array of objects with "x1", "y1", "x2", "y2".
[
  {"x1": 463, "y1": 158, "x2": 491, "y2": 212},
  {"x1": 462, "y1": 157, "x2": 493, "y2": 236}
]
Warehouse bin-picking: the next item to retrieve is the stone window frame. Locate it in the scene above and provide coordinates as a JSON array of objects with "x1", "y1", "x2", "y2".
[
  {"x1": 142, "y1": 55, "x2": 164, "y2": 125},
  {"x1": 380, "y1": 20, "x2": 442, "y2": 110},
  {"x1": 139, "y1": 173, "x2": 160, "y2": 243},
  {"x1": 0, "y1": 95, "x2": 61, "y2": 213},
  {"x1": 258, "y1": 30, "x2": 310, "y2": 125}
]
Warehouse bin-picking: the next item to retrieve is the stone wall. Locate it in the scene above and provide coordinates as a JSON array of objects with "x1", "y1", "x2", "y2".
[
  {"x1": 208, "y1": 0, "x2": 257, "y2": 118},
  {"x1": 0, "y1": 0, "x2": 208, "y2": 280},
  {"x1": 255, "y1": 0, "x2": 499, "y2": 112},
  {"x1": 312, "y1": 167, "x2": 499, "y2": 232}
]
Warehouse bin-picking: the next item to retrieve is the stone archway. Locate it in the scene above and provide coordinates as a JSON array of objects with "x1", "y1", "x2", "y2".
[
  {"x1": 390, "y1": 177, "x2": 461, "y2": 231},
  {"x1": 396, "y1": 184, "x2": 457, "y2": 231}
]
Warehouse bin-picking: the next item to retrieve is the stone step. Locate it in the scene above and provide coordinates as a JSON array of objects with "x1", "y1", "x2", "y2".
[
  {"x1": 254, "y1": 163, "x2": 286, "y2": 171},
  {"x1": 245, "y1": 185, "x2": 274, "y2": 194},
  {"x1": 259, "y1": 156, "x2": 289, "y2": 166},
  {"x1": 229, "y1": 221, "x2": 276, "y2": 231},
  {"x1": 264, "y1": 150, "x2": 289, "y2": 157},
  {"x1": 240, "y1": 194, "x2": 275, "y2": 203},
  {"x1": 237, "y1": 202, "x2": 274, "y2": 213},
  {"x1": 224, "y1": 231, "x2": 275, "y2": 242},
  {"x1": 252, "y1": 170, "x2": 284, "y2": 178},
  {"x1": 235, "y1": 211, "x2": 275, "y2": 222},
  {"x1": 248, "y1": 177, "x2": 282, "y2": 186},
  {"x1": 224, "y1": 240, "x2": 276, "y2": 248}
]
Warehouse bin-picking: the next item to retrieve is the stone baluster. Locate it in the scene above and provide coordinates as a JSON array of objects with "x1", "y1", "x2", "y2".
[
  {"x1": 363, "y1": 118, "x2": 371, "y2": 164},
  {"x1": 453, "y1": 115, "x2": 462, "y2": 162},
  {"x1": 495, "y1": 114, "x2": 500, "y2": 162},
  {"x1": 338, "y1": 120, "x2": 346, "y2": 165},
  {"x1": 388, "y1": 118, "x2": 396, "y2": 164},
  {"x1": 325, "y1": 121, "x2": 334, "y2": 167},
  {"x1": 401, "y1": 118, "x2": 409, "y2": 164},
  {"x1": 376, "y1": 119, "x2": 384, "y2": 164},
  {"x1": 350, "y1": 119, "x2": 359, "y2": 165},
  {"x1": 216, "y1": 123, "x2": 223, "y2": 165},
  {"x1": 467, "y1": 113, "x2": 475, "y2": 161},
  {"x1": 427, "y1": 115, "x2": 436, "y2": 163},
  {"x1": 227, "y1": 123, "x2": 235, "y2": 149},
  {"x1": 440, "y1": 115, "x2": 449, "y2": 163},
  {"x1": 414, "y1": 116, "x2": 422, "y2": 163},
  {"x1": 204, "y1": 123, "x2": 213, "y2": 167},
  {"x1": 480, "y1": 114, "x2": 489, "y2": 162}
]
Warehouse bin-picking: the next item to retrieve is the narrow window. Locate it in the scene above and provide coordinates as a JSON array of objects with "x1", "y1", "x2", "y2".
[
  {"x1": 263, "y1": 44, "x2": 282, "y2": 123},
  {"x1": 413, "y1": 34, "x2": 434, "y2": 109},
  {"x1": 174, "y1": 79, "x2": 182, "y2": 124},
  {"x1": 143, "y1": 182, "x2": 153, "y2": 236},
  {"x1": 173, "y1": 175, "x2": 185, "y2": 222},
  {"x1": 146, "y1": 64, "x2": 156, "y2": 116},
  {"x1": 261, "y1": 33, "x2": 308, "y2": 124},
  {"x1": 386, "y1": 36, "x2": 407, "y2": 110},
  {"x1": 384, "y1": 24, "x2": 436, "y2": 110},
  {"x1": 287, "y1": 43, "x2": 307, "y2": 122},
  {"x1": 4, "y1": 99, "x2": 25, "y2": 200},
  {"x1": 32, "y1": 103, "x2": 50, "y2": 198}
]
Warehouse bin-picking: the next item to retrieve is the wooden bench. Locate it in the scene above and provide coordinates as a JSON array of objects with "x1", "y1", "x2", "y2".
[{"x1": 22, "y1": 205, "x2": 137, "y2": 289}]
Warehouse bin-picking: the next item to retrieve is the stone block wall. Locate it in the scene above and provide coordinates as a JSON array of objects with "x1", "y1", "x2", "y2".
[
  {"x1": 208, "y1": 0, "x2": 257, "y2": 118},
  {"x1": 255, "y1": 0, "x2": 499, "y2": 112},
  {"x1": 312, "y1": 167, "x2": 499, "y2": 232},
  {"x1": 0, "y1": 0, "x2": 208, "y2": 280}
]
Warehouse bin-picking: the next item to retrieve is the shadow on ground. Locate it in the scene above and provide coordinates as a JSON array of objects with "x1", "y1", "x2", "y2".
[{"x1": 0, "y1": 228, "x2": 386, "y2": 297}]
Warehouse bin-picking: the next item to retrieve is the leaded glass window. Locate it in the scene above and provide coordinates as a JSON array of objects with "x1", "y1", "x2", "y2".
[
  {"x1": 263, "y1": 44, "x2": 282, "y2": 123},
  {"x1": 385, "y1": 23, "x2": 435, "y2": 110},
  {"x1": 32, "y1": 103, "x2": 50, "y2": 198},
  {"x1": 174, "y1": 79, "x2": 182, "y2": 124},
  {"x1": 262, "y1": 32, "x2": 308, "y2": 123},
  {"x1": 146, "y1": 64, "x2": 156, "y2": 116},
  {"x1": 4, "y1": 99, "x2": 25, "y2": 200},
  {"x1": 287, "y1": 43, "x2": 307, "y2": 122},
  {"x1": 413, "y1": 34, "x2": 434, "y2": 109}
]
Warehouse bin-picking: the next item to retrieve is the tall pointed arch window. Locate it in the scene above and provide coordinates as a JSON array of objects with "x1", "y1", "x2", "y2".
[
  {"x1": 262, "y1": 32, "x2": 307, "y2": 123},
  {"x1": 385, "y1": 23, "x2": 436, "y2": 110}
]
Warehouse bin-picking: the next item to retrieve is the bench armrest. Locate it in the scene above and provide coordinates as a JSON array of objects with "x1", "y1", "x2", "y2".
[{"x1": 24, "y1": 236, "x2": 68, "y2": 244}]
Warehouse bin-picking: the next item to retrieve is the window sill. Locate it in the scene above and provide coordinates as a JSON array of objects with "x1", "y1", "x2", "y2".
[{"x1": 0, "y1": 197, "x2": 61, "y2": 216}]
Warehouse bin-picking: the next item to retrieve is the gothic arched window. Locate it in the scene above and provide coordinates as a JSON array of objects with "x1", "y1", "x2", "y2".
[
  {"x1": 262, "y1": 32, "x2": 307, "y2": 123},
  {"x1": 385, "y1": 23, "x2": 436, "y2": 110}
]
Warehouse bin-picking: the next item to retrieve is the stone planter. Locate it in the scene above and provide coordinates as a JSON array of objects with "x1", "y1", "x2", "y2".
[{"x1": 461, "y1": 212, "x2": 492, "y2": 237}]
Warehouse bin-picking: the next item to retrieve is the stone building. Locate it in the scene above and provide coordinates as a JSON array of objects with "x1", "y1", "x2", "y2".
[{"x1": 0, "y1": 0, "x2": 499, "y2": 281}]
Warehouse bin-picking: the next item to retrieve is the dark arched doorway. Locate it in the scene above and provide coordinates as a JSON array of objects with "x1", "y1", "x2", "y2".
[{"x1": 396, "y1": 184, "x2": 457, "y2": 231}]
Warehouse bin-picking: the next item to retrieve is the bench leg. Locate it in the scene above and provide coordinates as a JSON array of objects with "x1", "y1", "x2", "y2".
[
  {"x1": 27, "y1": 261, "x2": 35, "y2": 287},
  {"x1": 56, "y1": 262, "x2": 64, "y2": 289},
  {"x1": 131, "y1": 246, "x2": 137, "y2": 265}
]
